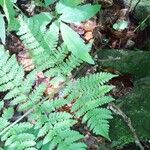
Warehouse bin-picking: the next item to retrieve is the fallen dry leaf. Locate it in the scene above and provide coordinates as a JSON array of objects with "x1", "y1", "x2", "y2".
[
  {"x1": 84, "y1": 31, "x2": 93, "y2": 41},
  {"x1": 82, "y1": 20, "x2": 97, "y2": 32},
  {"x1": 18, "y1": 50, "x2": 35, "y2": 71}
]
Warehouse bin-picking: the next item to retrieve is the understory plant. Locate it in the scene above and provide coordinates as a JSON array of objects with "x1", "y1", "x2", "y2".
[{"x1": 0, "y1": 0, "x2": 116, "y2": 149}]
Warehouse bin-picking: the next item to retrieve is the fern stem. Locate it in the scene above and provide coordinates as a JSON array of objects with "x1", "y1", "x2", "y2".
[
  {"x1": 0, "y1": 108, "x2": 33, "y2": 136},
  {"x1": 0, "y1": 98, "x2": 46, "y2": 136}
]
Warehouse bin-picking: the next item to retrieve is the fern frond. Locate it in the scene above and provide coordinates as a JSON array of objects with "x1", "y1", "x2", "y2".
[
  {"x1": 16, "y1": 13, "x2": 59, "y2": 64},
  {"x1": 0, "y1": 106, "x2": 13, "y2": 133},
  {"x1": 34, "y1": 111, "x2": 86, "y2": 150},
  {"x1": 0, "y1": 46, "x2": 24, "y2": 92},
  {"x1": 0, "y1": 46, "x2": 46, "y2": 112},
  {"x1": 45, "y1": 53, "x2": 82, "y2": 77},
  {"x1": 61, "y1": 73, "x2": 115, "y2": 139},
  {"x1": 75, "y1": 72, "x2": 116, "y2": 91},
  {"x1": 16, "y1": 14, "x2": 83, "y2": 77},
  {"x1": 1, "y1": 123, "x2": 36, "y2": 150},
  {"x1": 41, "y1": 98, "x2": 69, "y2": 113},
  {"x1": 83, "y1": 108, "x2": 113, "y2": 139}
]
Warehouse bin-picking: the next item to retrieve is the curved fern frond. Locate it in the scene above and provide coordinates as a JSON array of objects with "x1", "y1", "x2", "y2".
[
  {"x1": 62, "y1": 73, "x2": 116, "y2": 139},
  {"x1": 45, "y1": 52, "x2": 82, "y2": 77},
  {"x1": 82, "y1": 108, "x2": 113, "y2": 139},
  {"x1": 1, "y1": 123, "x2": 36, "y2": 150},
  {"x1": 0, "y1": 103, "x2": 13, "y2": 133},
  {"x1": 35, "y1": 111, "x2": 86, "y2": 150},
  {"x1": 16, "y1": 13, "x2": 83, "y2": 77},
  {"x1": 0, "y1": 46, "x2": 46, "y2": 112}
]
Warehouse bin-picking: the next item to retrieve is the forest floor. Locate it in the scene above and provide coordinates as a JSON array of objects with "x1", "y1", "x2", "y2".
[{"x1": 2, "y1": 0, "x2": 150, "y2": 150}]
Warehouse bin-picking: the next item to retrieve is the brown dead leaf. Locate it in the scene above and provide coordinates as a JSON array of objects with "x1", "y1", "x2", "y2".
[
  {"x1": 18, "y1": 50, "x2": 35, "y2": 71},
  {"x1": 82, "y1": 20, "x2": 97, "y2": 32},
  {"x1": 84, "y1": 31, "x2": 93, "y2": 41}
]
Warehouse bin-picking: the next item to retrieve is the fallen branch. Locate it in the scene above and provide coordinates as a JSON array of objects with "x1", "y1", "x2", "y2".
[
  {"x1": 133, "y1": 13, "x2": 150, "y2": 33},
  {"x1": 108, "y1": 102, "x2": 145, "y2": 150}
]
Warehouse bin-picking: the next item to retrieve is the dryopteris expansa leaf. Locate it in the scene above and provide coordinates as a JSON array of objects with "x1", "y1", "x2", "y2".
[
  {"x1": 60, "y1": 22, "x2": 94, "y2": 64},
  {"x1": 56, "y1": 3, "x2": 101, "y2": 23},
  {"x1": 0, "y1": 14, "x2": 5, "y2": 44}
]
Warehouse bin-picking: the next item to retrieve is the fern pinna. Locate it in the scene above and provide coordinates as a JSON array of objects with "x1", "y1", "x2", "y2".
[{"x1": 0, "y1": 0, "x2": 116, "y2": 149}]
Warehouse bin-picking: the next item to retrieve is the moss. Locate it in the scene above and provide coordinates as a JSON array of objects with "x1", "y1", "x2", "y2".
[
  {"x1": 110, "y1": 77, "x2": 150, "y2": 147},
  {"x1": 98, "y1": 50, "x2": 150, "y2": 79}
]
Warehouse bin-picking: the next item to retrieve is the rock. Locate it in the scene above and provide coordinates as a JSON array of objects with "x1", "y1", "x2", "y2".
[
  {"x1": 98, "y1": 49, "x2": 150, "y2": 148},
  {"x1": 125, "y1": 39, "x2": 135, "y2": 49},
  {"x1": 110, "y1": 77, "x2": 150, "y2": 147},
  {"x1": 97, "y1": 49, "x2": 150, "y2": 79}
]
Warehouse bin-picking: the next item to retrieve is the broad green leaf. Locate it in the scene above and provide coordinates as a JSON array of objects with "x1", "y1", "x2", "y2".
[
  {"x1": 113, "y1": 20, "x2": 128, "y2": 31},
  {"x1": 0, "y1": 0, "x2": 16, "y2": 24},
  {"x1": 44, "y1": 0, "x2": 56, "y2": 6},
  {"x1": 56, "y1": 3, "x2": 101, "y2": 23},
  {"x1": 0, "y1": 0, "x2": 19, "y2": 31},
  {"x1": 0, "y1": 14, "x2": 5, "y2": 44},
  {"x1": 60, "y1": 22, "x2": 94, "y2": 64},
  {"x1": 60, "y1": 0, "x2": 82, "y2": 6}
]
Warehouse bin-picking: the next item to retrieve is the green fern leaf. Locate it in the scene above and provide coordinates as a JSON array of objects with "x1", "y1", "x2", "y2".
[
  {"x1": 82, "y1": 108, "x2": 113, "y2": 139},
  {"x1": 0, "y1": 101, "x2": 4, "y2": 110},
  {"x1": 63, "y1": 73, "x2": 115, "y2": 139},
  {"x1": 2, "y1": 107, "x2": 14, "y2": 120},
  {"x1": 1, "y1": 123, "x2": 36, "y2": 150},
  {"x1": 44, "y1": 0, "x2": 56, "y2": 6}
]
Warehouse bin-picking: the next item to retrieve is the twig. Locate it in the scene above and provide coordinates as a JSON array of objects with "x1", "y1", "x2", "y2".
[
  {"x1": 109, "y1": 102, "x2": 145, "y2": 150},
  {"x1": 0, "y1": 98, "x2": 47, "y2": 136},
  {"x1": 133, "y1": 13, "x2": 150, "y2": 32},
  {"x1": 0, "y1": 108, "x2": 33, "y2": 136},
  {"x1": 128, "y1": 0, "x2": 133, "y2": 12}
]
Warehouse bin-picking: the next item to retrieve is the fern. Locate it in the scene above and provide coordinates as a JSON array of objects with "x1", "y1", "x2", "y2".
[
  {"x1": 0, "y1": 45, "x2": 46, "y2": 112},
  {"x1": 62, "y1": 73, "x2": 115, "y2": 139},
  {"x1": 0, "y1": 102, "x2": 13, "y2": 133},
  {"x1": 35, "y1": 112, "x2": 86, "y2": 150},
  {"x1": 1, "y1": 123, "x2": 36, "y2": 150},
  {"x1": 16, "y1": 13, "x2": 83, "y2": 77},
  {"x1": 0, "y1": 0, "x2": 117, "y2": 149},
  {"x1": 0, "y1": 45, "x2": 116, "y2": 149}
]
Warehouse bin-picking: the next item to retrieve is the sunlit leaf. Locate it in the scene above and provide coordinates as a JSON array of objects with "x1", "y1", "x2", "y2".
[
  {"x1": 60, "y1": 22, "x2": 94, "y2": 64},
  {"x1": 0, "y1": 0, "x2": 19, "y2": 31},
  {"x1": 44, "y1": 0, "x2": 56, "y2": 6},
  {"x1": 60, "y1": 0, "x2": 82, "y2": 6},
  {"x1": 0, "y1": 0, "x2": 16, "y2": 24},
  {"x1": 113, "y1": 20, "x2": 128, "y2": 31},
  {"x1": 56, "y1": 3, "x2": 101, "y2": 23}
]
